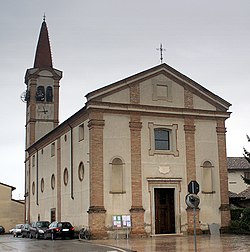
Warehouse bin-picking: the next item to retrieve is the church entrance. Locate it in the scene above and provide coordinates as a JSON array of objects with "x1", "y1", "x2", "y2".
[{"x1": 154, "y1": 188, "x2": 175, "y2": 234}]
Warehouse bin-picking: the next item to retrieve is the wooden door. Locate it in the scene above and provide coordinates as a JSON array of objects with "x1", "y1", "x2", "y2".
[{"x1": 155, "y1": 188, "x2": 175, "y2": 234}]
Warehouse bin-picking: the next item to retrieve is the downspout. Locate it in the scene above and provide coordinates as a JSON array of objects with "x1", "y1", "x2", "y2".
[
  {"x1": 34, "y1": 147, "x2": 39, "y2": 206},
  {"x1": 67, "y1": 121, "x2": 74, "y2": 200}
]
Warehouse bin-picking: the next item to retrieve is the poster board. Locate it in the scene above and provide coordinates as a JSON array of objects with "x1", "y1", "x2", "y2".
[{"x1": 112, "y1": 215, "x2": 131, "y2": 228}]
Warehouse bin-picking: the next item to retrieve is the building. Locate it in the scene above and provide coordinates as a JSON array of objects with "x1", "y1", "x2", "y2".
[
  {"x1": 24, "y1": 19, "x2": 232, "y2": 238},
  {"x1": 228, "y1": 157, "x2": 250, "y2": 194},
  {"x1": 0, "y1": 182, "x2": 24, "y2": 231}
]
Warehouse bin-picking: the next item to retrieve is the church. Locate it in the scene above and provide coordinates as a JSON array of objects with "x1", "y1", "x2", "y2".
[{"x1": 24, "y1": 19, "x2": 231, "y2": 239}]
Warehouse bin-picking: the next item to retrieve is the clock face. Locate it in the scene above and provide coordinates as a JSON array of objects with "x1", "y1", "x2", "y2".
[{"x1": 37, "y1": 104, "x2": 53, "y2": 119}]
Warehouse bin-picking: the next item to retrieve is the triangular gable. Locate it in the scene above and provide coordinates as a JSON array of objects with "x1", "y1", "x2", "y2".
[{"x1": 86, "y1": 63, "x2": 231, "y2": 111}]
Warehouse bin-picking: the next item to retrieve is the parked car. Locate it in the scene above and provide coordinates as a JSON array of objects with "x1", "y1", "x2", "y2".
[
  {"x1": 45, "y1": 221, "x2": 74, "y2": 240},
  {"x1": 0, "y1": 226, "x2": 5, "y2": 234},
  {"x1": 30, "y1": 221, "x2": 50, "y2": 239},
  {"x1": 21, "y1": 224, "x2": 31, "y2": 238},
  {"x1": 13, "y1": 224, "x2": 24, "y2": 237}
]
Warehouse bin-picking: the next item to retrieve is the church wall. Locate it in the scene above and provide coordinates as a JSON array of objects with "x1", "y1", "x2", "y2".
[
  {"x1": 194, "y1": 119, "x2": 221, "y2": 229},
  {"x1": 193, "y1": 94, "x2": 216, "y2": 111},
  {"x1": 60, "y1": 120, "x2": 90, "y2": 230},
  {"x1": 102, "y1": 87, "x2": 130, "y2": 103},
  {"x1": 140, "y1": 115, "x2": 187, "y2": 234},
  {"x1": 140, "y1": 74, "x2": 185, "y2": 108},
  {"x1": 102, "y1": 113, "x2": 132, "y2": 230},
  {"x1": 29, "y1": 143, "x2": 58, "y2": 222}
]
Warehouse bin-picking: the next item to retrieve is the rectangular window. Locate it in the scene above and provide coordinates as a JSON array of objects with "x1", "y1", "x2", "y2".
[
  {"x1": 244, "y1": 172, "x2": 250, "y2": 179},
  {"x1": 154, "y1": 129, "x2": 170, "y2": 150},
  {"x1": 79, "y1": 124, "x2": 84, "y2": 141},
  {"x1": 51, "y1": 142, "x2": 55, "y2": 157},
  {"x1": 32, "y1": 155, "x2": 35, "y2": 167},
  {"x1": 148, "y1": 122, "x2": 178, "y2": 156}
]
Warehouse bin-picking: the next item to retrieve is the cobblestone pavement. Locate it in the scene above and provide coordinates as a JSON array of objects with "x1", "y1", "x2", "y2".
[{"x1": 90, "y1": 234, "x2": 250, "y2": 252}]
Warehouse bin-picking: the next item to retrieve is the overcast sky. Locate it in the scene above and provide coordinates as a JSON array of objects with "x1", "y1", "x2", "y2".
[{"x1": 1, "y1": 1, "x2": 250, "y2": 199}]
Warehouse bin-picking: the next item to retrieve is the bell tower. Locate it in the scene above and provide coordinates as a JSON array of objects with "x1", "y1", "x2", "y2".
[{"x1": 24, "y1": 17, "x2": 62, "y2": 149}]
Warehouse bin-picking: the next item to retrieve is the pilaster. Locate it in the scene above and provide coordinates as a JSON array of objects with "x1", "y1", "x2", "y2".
[
  {"x1": 87, "y1": 111, "x2": 107, "y2": 239},
  {"x1": 216, "y1": 119, "x2": 231, "y2": 230}
]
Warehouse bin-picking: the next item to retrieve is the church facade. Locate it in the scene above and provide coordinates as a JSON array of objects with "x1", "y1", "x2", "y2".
[{"x1": 24, "y1": 19, "x2": 231, "y2": 238}]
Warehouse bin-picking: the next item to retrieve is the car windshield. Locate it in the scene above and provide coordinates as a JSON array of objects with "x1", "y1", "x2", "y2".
[
  {"x1": 37, "y1": 221, "x2": 49, "y2": 228},
  {"x1": 61, "y1": 222, "x2": 72, "y2": 228}
]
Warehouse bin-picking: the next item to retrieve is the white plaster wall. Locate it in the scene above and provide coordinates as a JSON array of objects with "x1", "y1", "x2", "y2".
[
  {"x1": 140, "y1": 116, "x2": 187, "y2": 233},
  {"x1": 193, "y1": 94, "x2": 216, "y2": 111},
  {"x1": 60, "y1": 121, "x2": 90, "y2": 230},
  {"x1": 102, "y1": 87, "x2": 130, "y2": 103},
  {"x1": 195, "y1": 120, "x2": 221, "y2": 227},
  {"x1": 103, "y1": 114, "x2": 132, "y2": 228},
  {"x1": 140, "y1": 74, "x2": 185, "y2": 108}
]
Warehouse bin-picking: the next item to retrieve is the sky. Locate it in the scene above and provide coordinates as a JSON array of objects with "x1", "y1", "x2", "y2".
[{"x1": 1, "y1": 1, "x2": 250, "y2": 199}]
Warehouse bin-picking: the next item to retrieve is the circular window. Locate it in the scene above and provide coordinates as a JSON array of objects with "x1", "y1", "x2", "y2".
[
  {"x1": 41, "y1": 178, "x2": 44, "y2": 193},
  {"x1": 63, "y1": 168, "x2": 69, "y2": 186},
  {"x1": 51, "y1": 174, "x2": 55, "y2": 190},
  {"x1": 78, "y1": 162, "x2": 84, "y2": 181},
  {"x1": 32, "y1": 182, "x2": 35, "y2": 195}
]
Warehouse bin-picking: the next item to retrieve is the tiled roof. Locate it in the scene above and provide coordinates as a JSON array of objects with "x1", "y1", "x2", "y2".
[
  {"x1": 227, "y1": 157, "x2": 250, "y2": 170},
  {"x1": 238, "y1": 187, "x2": 250, "y2": 199},
  {"x1": 229, "y1": 191, "x2": 241, "y2": 198}
]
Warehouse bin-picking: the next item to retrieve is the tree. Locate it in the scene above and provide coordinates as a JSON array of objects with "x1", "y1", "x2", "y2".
[{"x1": 241, "y1": 135, "x2": 250, "y2": 184}]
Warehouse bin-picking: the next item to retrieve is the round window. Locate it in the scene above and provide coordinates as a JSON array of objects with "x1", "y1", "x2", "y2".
[
  {"x1": 64, "y1": 168, "x2": 69, "y2": 186},
  {"x1": 32, "y1": 182, "x2": 35, "y2": 195},
  {"x1": 78, "y1": 162, "x2": 84, "y2": 181},
  {"x1": 41, "y1": 178, "x2": 44, "y2": 193},
  {"x1": 51, "y1": 174, "x2": 55, "y2": 190}
]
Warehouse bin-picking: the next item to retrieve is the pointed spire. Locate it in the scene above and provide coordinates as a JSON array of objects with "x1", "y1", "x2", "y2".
[{"x1": 33, "y1": 17, "x2": 53, "y2": 68}]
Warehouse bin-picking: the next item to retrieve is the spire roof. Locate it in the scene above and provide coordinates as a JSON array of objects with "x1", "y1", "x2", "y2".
[{"x1": 33, "y1": 19, "x2": 53, "y2": 68}]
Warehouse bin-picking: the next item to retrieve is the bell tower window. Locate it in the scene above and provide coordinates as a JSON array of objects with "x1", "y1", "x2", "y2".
[
  {"x1": 46, "y1": 86, "x2": 53, "y2": 102},
  {"x1": 36, "y1": 86, "x2": 45, "y2": 101}
]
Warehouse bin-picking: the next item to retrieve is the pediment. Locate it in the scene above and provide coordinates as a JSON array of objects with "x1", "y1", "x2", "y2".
[{"x1": 86, "y1": 64, "x2": 231, "y2": 112}]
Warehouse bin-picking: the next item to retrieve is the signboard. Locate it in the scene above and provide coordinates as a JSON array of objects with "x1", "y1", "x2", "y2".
[
  {"x1": 112, "y1": 215, "x2": 131, "y2": 228},
  {"x1": 188, "y1": 180, "x2": 199, "y2": 195}
]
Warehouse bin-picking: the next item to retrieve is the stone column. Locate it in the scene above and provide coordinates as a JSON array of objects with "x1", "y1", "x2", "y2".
[
  {"x1": 217, "y1": 119, "x2": 231, "y2": 231},
  {"x1": 88, "y1": 111, "x2": 107, "y2": 239}
]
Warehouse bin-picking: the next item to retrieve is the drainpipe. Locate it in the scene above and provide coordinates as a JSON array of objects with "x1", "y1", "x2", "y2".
[
  {"x1": 67, "y1": 121, "x2": 74, "y2": 200},
  {"x1": 34, "y1": 147, "x2": 39, "y2": 206}
]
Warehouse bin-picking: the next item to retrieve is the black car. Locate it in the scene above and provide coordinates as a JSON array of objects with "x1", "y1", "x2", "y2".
[
  {"x1": 45, "y1": 221, "x2": 74, "y2": 240},
  {"x1": 0, "y1": 226, "x2": 5, "y2": 235},
  {"x1": 21, "y1": 224, "x2": 31, "y2": 238},
  {"x1": 30, "y1": 221, "x2": 50, "y2": 239}
]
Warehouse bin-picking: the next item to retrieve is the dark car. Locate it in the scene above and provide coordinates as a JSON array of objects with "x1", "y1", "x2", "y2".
[
  {"x1": 21, "y1": 224, "x2": 31, "y2": 238},
  {"x1": 13, "y1": 224, "x2": 24, "y2": 237},
  {"x1": 30, "y1": 221, "x2": 50, "y2": 239},
  {"x1": 0, "y1": 226, "x2": 5, "y2": 235},
  {"x1": 45, "y1": 221, "x2": 74, "y2": 240}
]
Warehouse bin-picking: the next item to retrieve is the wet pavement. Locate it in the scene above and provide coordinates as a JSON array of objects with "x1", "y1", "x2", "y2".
[{"x1": 90, "y1": 234, "x2": 250, "y2": 252}]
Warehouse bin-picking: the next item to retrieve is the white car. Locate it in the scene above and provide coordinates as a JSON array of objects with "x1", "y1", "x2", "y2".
[{"x1": 13, "y1": 224, "x2": 24, "y2": 237}]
